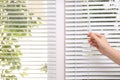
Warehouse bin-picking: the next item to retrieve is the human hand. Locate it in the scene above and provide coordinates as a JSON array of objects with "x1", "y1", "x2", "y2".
[{"x1": 88, "y1": 32, "x2": 113, "y2": 55}]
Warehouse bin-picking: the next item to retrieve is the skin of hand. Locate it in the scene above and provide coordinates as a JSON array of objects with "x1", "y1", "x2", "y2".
[
  {"x1": 88, "y1": 32, "x2": 112, "y2": 55},
  {"x1": 88, "y1": 32, "x2": 120, "y2": 65}
]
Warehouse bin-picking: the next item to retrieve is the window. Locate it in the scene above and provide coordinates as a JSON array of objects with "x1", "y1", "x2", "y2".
[
  {"x1": 0, "y1": 0, "x2": 56, "y2": 80},
  {"x1": 65, "y1": 0, "x2": 120, "y2": 80},
  {"x1": 1, "y1": 0, "x2": 120, "y2": 80}
]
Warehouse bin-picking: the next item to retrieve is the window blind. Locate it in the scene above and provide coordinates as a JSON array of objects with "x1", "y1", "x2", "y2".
[
  {"x1": 0, "y1": 0, "x2": 56, "y2": 80},
  {"x1": 65, "y1": 0, "x2": 120, "y2": 80}
]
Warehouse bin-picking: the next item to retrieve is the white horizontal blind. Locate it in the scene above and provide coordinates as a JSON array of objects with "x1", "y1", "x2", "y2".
[
  {"x1": 0, "y1": 0, "x2": 56, "y2": 80},
  {"x1": 65, "y1": 0, "x2": 120, "y2": 80}
]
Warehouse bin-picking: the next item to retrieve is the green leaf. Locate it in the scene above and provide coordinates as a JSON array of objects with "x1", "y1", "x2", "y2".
[{"x1": 20, "y1": 71, "x2": 28, "y2": 77}]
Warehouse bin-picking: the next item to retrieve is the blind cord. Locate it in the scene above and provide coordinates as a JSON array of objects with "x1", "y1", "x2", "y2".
[
  {"x1": 115, "y1": 0, "x2": 119, "y2": 48},
  {"x1": 74, "y1": 0, "x2": 77, "y2": 80}
]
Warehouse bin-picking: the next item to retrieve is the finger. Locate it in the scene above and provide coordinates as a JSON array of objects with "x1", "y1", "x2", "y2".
[
  {"x1": 88, "y1": 32, "x2": 93, "y2": 37},
  {"x1": 88, "y1": 38, "x2": 91, "y2": 43},
  {"x1": 94, "y1": 33, "x2": 103, "y2": 38},
  {"x1": 90, "y1": 42, "x2": 95, "y2": 46},
  {"x1": 88, "y1": 32, "x2": 103, "y2": 38},
  {"x1": 89, "y1": 36, "x2": 98, "y2": 43},
  {"x1": 89, "y1": 41, "x2": 93, "y2": 45},
  {"x1": 90, "y1": 33, "x2": 100, "y2": 42},
  {"x1": 90, "y1": 43, "x2": 97, "y2": 47},
  {"x1": 89, "y1": 40, "x2": 96, "y2": 45},
  {"x1": 88, "y1": 38, "x2": 96, "y2": 44},
  {"x1": 88, "y1": 39, "x2": 94, "y2": 44},
  {"x1": 93, "y1": 44, "x2": 98, "y2": 48}
]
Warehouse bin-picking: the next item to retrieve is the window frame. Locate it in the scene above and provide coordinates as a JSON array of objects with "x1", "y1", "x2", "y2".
[{"x1": 56, "y1": 0, "x2": 65, "y2": 80}]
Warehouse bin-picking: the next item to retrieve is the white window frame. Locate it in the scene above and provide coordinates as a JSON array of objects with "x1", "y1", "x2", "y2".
[{"x1": 56, "y1": 0, "x2": 65, "y2": 80}]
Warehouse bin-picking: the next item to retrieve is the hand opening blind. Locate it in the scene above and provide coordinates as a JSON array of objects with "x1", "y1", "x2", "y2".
[
  {"x1": 65, "y1": 0, "x2": 120, "y2": 80},
  {"x1": 0, "y1": 0, "x2": 56, "y2": 80}
]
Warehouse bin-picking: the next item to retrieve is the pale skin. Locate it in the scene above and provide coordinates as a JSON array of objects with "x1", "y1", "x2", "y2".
[{"x1": 88, "y1": 32, "x2": 120, "y2": 65}]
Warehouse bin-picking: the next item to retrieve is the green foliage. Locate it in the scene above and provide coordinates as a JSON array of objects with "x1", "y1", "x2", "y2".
[
  {"x1": 20, "y1": 67, "x2": 29, "y2": 77},
  {"x1": 0, "y1": 0, "x2": 38, "y2": 80},
  {"x1": 40, "y1": 64, "x2": 48, "y2": 73},
  {"x1": 0, "y1": 0, "x2": 47, "y2": 80}
]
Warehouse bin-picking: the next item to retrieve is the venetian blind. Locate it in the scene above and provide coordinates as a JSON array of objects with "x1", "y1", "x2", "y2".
[
  {"x1": 65, "y1": 0, "x2": 120, "y2": 80},
  {"x1": 0, "y1": 0, "x2": 56, "y2": 80}
]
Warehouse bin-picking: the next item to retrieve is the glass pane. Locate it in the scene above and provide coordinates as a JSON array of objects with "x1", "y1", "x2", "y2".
[{"x1": 0, "y1": 0, "x2": 56, "y2": 80}]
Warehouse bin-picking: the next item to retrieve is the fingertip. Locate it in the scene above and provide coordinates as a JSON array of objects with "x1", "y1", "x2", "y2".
[
  {"x1": 88, "y1": 32, "x2": 93, "y2": 37},
  {"x1": 87, "y1": 33, "x2": 90, "y2": 37},
  {"x1": 90, "y1": 32, "x2": 100, "y2": 41}
]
